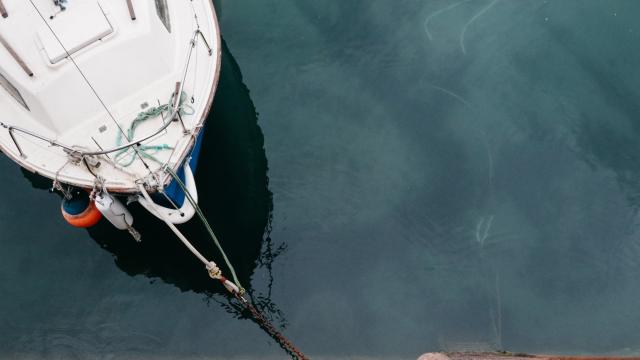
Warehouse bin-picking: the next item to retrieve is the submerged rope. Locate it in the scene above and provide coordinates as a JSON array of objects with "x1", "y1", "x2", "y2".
[
  {"x1": 235, "y1": 293, "x2": 309, "y2": 360},
  {"x1": 114, "y1": 93, "x2": 194, "y2": 167}
]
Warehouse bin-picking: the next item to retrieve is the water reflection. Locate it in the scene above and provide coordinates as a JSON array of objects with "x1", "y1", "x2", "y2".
[{"x1": 21, "y1": 40, "x2": 286, "y2": 325}]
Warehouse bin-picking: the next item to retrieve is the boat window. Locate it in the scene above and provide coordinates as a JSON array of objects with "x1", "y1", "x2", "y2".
[
  {"x1": 155, "y1": 0, "x2": 171, "y2": 33},
  {"x1": 0, "y1": 73, "x2": 29, "y2": 111}
]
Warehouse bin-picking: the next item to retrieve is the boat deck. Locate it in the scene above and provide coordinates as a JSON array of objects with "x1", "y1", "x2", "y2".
[{"x1": 0, "y1": 0, "x2": 220, "y2": 192}]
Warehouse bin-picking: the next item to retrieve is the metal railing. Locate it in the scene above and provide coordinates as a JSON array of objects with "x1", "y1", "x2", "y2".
[{"x1": 0, "y1": 105, "x2": 179, "y2": 159}]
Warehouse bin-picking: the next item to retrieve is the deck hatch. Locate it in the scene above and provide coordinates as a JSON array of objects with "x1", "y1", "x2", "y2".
[{"x1": 36, "y1": 1, "x2": 114, "y2": 64}]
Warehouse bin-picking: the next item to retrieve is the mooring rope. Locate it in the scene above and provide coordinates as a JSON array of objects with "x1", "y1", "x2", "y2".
[
  {"x1": 235, "y1": 293, "x2": 309, "y2": 360},
  {"x1": 138, "y1": 183, "x2": 244, "y2": 297},
  {"x1": 164, "y1": 164, "x2": 243, "y2": 291},
  {"x1": 137, "y1": 176, "x2": 309, "y2": 359},
  {"x1": 114, "y1": 92, "x2": 194, "y2": 167}
]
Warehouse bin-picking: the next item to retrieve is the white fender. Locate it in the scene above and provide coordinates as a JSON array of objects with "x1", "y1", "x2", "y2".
[
  {"x1": 95, "y1": 191, "x2": 134, "y2": 230},
  {"x1": 137, "y1": 163, "x2": 197, "y2": 224}
]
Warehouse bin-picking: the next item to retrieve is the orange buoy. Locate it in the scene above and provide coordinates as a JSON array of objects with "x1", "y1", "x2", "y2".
[{"x1": 61, "y1": 190, "x2": 102, "y2": 228}]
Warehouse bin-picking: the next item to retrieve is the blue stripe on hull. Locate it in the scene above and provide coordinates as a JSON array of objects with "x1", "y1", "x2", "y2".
[{"x1": 152, "y1": 129, "x2": 205, "y2": 208}]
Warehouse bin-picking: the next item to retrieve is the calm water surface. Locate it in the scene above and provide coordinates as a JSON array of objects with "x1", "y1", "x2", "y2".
[{"x1": 2, "y1": 0, "x2": 640, "y2": 358}]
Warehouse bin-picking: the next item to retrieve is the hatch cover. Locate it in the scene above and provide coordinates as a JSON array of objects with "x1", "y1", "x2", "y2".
[{"x1": 36, "y1": 1, "x2": 113, "y2": 64}]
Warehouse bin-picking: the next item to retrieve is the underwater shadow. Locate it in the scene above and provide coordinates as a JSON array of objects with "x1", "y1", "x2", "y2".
[{"x1": 21, "y1": 39, "x2": 285, "y2": 322}]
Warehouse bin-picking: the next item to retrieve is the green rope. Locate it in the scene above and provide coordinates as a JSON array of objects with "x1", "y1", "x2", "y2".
[
  {"x1": 165, "y1": 165, "x2": 245, "y2": 294},
  {"x1": 114, "y1": 92, "x2": 194, "y2": 167}
]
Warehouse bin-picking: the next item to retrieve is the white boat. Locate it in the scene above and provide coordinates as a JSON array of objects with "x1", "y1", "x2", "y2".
[
  {"x1": 0, "y1": 5, "x2": 312, "y2": 356},
  {"x1": 0, "y1": 0, "x2": 221, "y2": 236}
]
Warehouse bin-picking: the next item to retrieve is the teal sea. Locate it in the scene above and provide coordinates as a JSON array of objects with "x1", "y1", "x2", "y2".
[{"x1": 2, "y1": 0, "x2": 640, "y2": 358}]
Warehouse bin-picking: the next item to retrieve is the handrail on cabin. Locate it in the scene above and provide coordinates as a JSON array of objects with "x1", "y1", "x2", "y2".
[
  {"x1": 0, "y1": 34, "x2": 34, "y2": 77},
  {"x1": 0, "y1": 0, "x2": 7, "y2": 18},
  {"x1": 125, "y1": 0, "x2": 136, "y2": 20}
]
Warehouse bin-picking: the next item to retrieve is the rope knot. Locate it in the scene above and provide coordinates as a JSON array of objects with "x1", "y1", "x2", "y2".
[{"x1": 206, "y1": 261, "x2": 221, "y2": 279}]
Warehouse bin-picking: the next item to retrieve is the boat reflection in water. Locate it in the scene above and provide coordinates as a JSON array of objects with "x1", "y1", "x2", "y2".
[{"x1": 22, "y1": 40, "x2": 286, "y2": 326}]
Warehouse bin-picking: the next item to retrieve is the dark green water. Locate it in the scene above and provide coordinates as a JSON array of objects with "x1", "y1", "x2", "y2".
[{"x1": 2, "y1": 0, "x2": 640, "y2": 358}]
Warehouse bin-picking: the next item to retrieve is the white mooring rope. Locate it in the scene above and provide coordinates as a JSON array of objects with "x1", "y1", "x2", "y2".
[
  {"x1": 137, "y1": 181, "x2": 309, "y2": 360},
  {"x1": 137, "y1": 183, "x2": 220, "y2": 276},
  {"x1": 163, "y1": 165, "x2": 243, "y2": 290}
]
